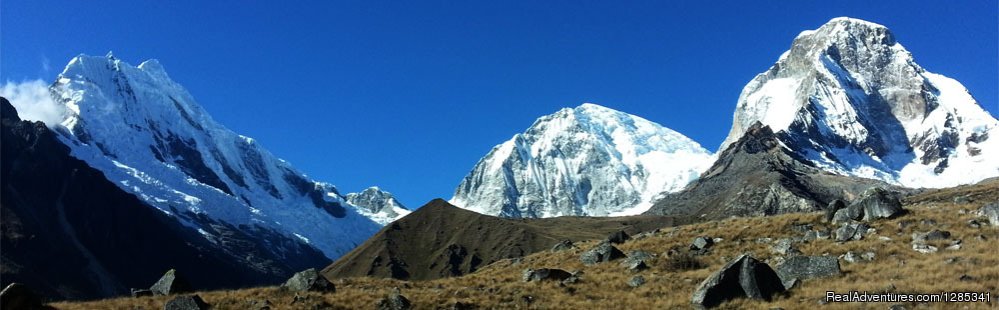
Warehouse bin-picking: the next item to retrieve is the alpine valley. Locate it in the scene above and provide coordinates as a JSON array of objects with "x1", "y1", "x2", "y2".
[{"x1": 2, "y1": 16, "x2": 997, "y2": 310}]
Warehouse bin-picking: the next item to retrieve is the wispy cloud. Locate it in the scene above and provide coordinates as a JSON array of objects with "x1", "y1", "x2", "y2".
[{"x1": 1, "y1": 80, "x2": 66, "y2": 128}]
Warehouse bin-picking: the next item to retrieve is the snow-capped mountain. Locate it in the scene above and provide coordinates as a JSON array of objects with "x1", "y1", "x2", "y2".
[
  {"x1": 721, "y1": 17, "x2": 999, "y2": 188},
  {"x1": 47, "y1": 53, "x2": 381, "y2": 260},
  {"x1": 345, "y1": 187, "x2": 410, "y2": 225},
  {"x1": 450, "y1": 103, "x2": 714, "y2": 218}
]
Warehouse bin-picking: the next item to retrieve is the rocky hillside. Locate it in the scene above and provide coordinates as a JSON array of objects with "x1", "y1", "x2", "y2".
[{"x1": 51, "y1": 179, "x2": 998, "y2": 309}]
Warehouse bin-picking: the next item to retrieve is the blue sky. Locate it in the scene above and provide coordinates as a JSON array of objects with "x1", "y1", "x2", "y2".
[{"x1": 2, "y1": 1, "x2": 997, "y2": 207}]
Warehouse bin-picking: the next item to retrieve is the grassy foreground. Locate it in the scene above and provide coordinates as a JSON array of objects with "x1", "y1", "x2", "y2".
[{"x1": 53, "y1": 182, "x2": 998, "y2": 309}]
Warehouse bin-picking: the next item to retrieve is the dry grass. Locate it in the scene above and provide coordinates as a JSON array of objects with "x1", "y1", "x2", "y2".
[{"x1": 52, "y1": 184, "x2": 998, "y2": 309}]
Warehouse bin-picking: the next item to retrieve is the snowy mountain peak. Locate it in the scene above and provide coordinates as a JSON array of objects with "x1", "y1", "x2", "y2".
[
  {"x1": 346, "y1": 187, "x2": 411, "y2": 225},
  {"x1": 451, "y1": 103, "x2": 714, "y2": 218},
  {"x1": 721, "y1": 17, "x2": 999, "y2": 188},
  {"x1": 48, "y1": 55, "x2": 382, "y2": 259}
]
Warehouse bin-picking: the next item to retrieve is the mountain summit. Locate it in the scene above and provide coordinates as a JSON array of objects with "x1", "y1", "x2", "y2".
[
  {"x1": 721, "y1": 17, "x2": 999, "y2": 188},
  {"x1": 450, "y1": 103, "x2": 714, "y2": 218},
  {"x1": 48, "y1": 54, "x2": 383, "y2": 260}
]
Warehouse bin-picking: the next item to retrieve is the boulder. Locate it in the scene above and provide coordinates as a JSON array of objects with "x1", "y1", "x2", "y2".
[
  {"x1": 150, "y1": 269, "x2": 192, "y2": 296},
  {"x1": 376, "y1": 288, "x2": 411, "y2": 310},
  {"x1": 980, "y1": 202, "x2": 999, "y2": 226},
  {"x1": 621, "y1": 250, "x2": 654, "y2": 272},
  {"x1": 550, "y1": 239, "x2": 575, "y2": 252},
  {"x1": 628, "y1": 275, "x2": 646, "y2": 288},
  {"x1": 164, "y1": 295, "x2": 210, "y2": 310},
  {"x1": 912, "y1": 243, "x2": 938, "y2": 254},
  {"x1": 825, "y1": 199, "x2": 846, "y2": 222},
  {"x1": 849, "y1": 187, "x2": 905, "y2": 221},
  {"x1": 834, "y1": 223, "x2": 870, "y2": 242},
  {"x1": 691, "y1": 254, "x2": 785, "y2": 308},
  {"x1": 0, "y1": 283, "x2": 44, "y2": 310},
  {"x1": 775, "y1": 256, "x2": 841, "y2": 288},
  {"x1": 691, "y1": 236, "x2": 714, "y2": 251},
  {"x1": 522, "y1": 268, "x2": 573, "y2": 282},
  {"x1": 911, "y1": 230, "x2": 951, "y2": 243},
  {"x1": 282, "y1": 268, "x2": 335, "y2": 293},
  {"x1": 606, "y1": 230, "x2": 631, "y2": 244},
  {"x1": 579, "y1": 242, "x2": 626, "y2": 265}
]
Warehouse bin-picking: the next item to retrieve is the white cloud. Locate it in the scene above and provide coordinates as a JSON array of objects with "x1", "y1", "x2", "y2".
[{"x1": 1, "y1": 80, "x2": 65, "y2": 128}]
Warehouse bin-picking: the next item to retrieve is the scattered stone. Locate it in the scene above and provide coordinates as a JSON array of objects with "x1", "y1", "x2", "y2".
[
  {"x1": 835, "y1": 223, "x2": 870, "y2": 242},
  {"x1": 771, "y1": 238, "x2": 800, "y2": 256},
  {"x1": 628, "y1": 275, "x2": 646, "y2": 288},
  {"x1": 579, "y1": 242, "x2": 626, "y2": 265},
  {"x1": 953, "y1": 195, "x2": 972, "y2": 204},
  {"x1": 691, "y1": 254, "x2": 785, "y2": 308},
  {"x1": 377, "y1": 288, "x2": 412, "y2": 310},
  {"x1": 897, "y1": 220, "x2": 915, "y2": 230},
  {"x1": 888, "y1": 304, "x2": 908, "y2": 310},
  {"x1": 976, "y1": 234, "x2": 987, "y2": 241},
  {"x1": 912, "y1": 243, "x2": 938, "y2": 254},
  {"x1": 959, "y1": 274, "x2": 976, "y2": 282},
  {"x1": 775, "y1": 256, "x2": 841, "y2": 288},
  {"x1": 522, "y1": 268, "x2": 573, "y2": 282},
  {"x1": 911, "y1": 230, "x2": 951, "y2": 243},
  {"x1": 841, "y1": 252, "x2": 860, "y2": 263},
  {"x1": 861, "y1": 252, "x2": 876, "y2": 261},
  {"x1": 755, "y1": 237, "x2": 773, "y2": 244},
  {"x1": 0, "y1": 283, "x2": 44, "y2": 310},
  {"x1": 444, "y1": 301, "x2": 476, "y2": 310},
  {"x1": 282, "y1": 268, "x2": 335, "y2": 293},
  {"x1": 878, "y1": 236, "x2": 892, "y2": 242},
  {"x1": 164, "y1": 295, "x2": 209, "y2": 310},
  {"x1": 945, "y1": 239, "x2": 962, "y2": 251},
  {"x1": 944, "y1": 257, "x2": 962, "y2": 264},
  {"x1": 247, "y1": 299, "x2": 272, "y2": 310},
  {"x1": 621, "y1": 250, "x2": 654, "y2": 272},
  {"x1": 967, "y1": 219, "x2": 982, "y2": 228},
  {"x1": 980, "y1": 202, "x2": 999, "y2": 226},
  {"x1": 606, "y1": 230, "x2": 631, "y2": 244},
  {"x1": 790, "y1": 223, "x2": 813, "y2": 234},
  {"x1": 131, "y1": 288, "x2": 153, "y2": 298},
  {"x1": 550, "y1": 239, "x2": 575, "y2": 252},
  {"x1": 815, "y1": 229, "x2": 831, "y2": 240},
  {"x1": 691, "y1": 236, "x2": 714, "y2": 251},
  {"x1": 150, "y1": 269, "x2": 192, "y2": 296},
  {"x1": 825, "y1": 199, "x2": 846, "y2": 222}
]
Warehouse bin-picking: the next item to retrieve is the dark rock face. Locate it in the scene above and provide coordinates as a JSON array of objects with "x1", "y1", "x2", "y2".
[
  {"x1": 846, "y1": 188, "x2": 905, "y2": 221},
  {"x1": 522, "y1": 268, "x2": 573, "y2": 282},
  {"x1": 646, "y1": 123, "x2": 898, "y2": 221},
  {"x1": 376, "y1": 288, "x2": 411, "y2": 310},
  {"x1": 606, "y1": 230, "x2": 631, "y2": 244},
  {"x1": 825, "y1": 200, "x2": 846, "y2": 222},
  {"x1": 164, "y1": 294, "x2": 210, "y2": 310},
  {"x1": 775, "y1": 256, "x2": 842, "y2": 288},
  {"x1": 150, "y1": 269, "x2": 192, "y2": 296},
  {"x1": 0, "y1": 283, "x2": 45, "y2": 310},
  {"x1": 834, "y1": 223, "x2": 870, "y2": 242},
  {"x1": 2, "y1": 97, "x2": 309, "y2": 300},
  {"x1": 282, "y1": 268, "x2": 335, "y2": 293},
  {"x1": 691, "y1": 254, "x2": 785, "y2": 308},
  {"x1": 580, "y1": 242, "x2": 626, "y2": 265}
]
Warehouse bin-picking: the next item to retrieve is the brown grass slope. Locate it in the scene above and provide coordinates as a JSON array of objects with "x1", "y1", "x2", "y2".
[
  {"x1": 322, "y1": 198, "x2": 673, "y2": 281},
  {"x1": 54, "y1": 179, "x2": 998, "y2": 309}
]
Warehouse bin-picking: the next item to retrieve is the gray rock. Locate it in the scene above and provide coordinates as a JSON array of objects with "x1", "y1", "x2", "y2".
[
  {"x1": 522, "y1": 268, "x2": 573, "y2": 282},
  {"x1": 621, "y1": 250, "x2": 654, "y2": 272},
  {"x1": 841, "y1": 252, "x2": 860, "y2": 263},
  {"x1": 825, "y1": 199, "x2": 846, "y2": 222},
  {"x1": 691, "y1": 236, "x2": 714, "y2": 251},
  {"x1": 628, "y1": 275, "x2": 646, "y2": 288},
  {"x1": 579, "y1": 242, "x2": 626, "y2": 265},
  {"x1": 771, "y1": 238, "x2": 800, "y2": 256},
  {"x1": 131, "y1": 288, "x2": 153, "y2": 298},
  {"x1": 912, "y1": 243, "x2": 938, "y2": 254},
  {"x1": 150, "y1": 269, "x2": 192, "y2": 296},
  {"x1": 834, "y1": 223, "x2": 870, "y2": 242},
  {"x1": 848, "y1": 187, "x2": 905, "y2": 221},
  {"x1": 967, "y1": 219, "x2": 982, "y2": 228},
  {"x1": 911, "y1": 230, "x2": 951, "y2": 243},
  {"x1": 831, "y1": 208, "x2": 853, "y2": 224},
  {"x1": 606, "y1": 230, "x2": 631, "y2": 244},
  {"x1": 282, "y1": 268, "x2": 335, "y2": 293},
  {"x1": 980, "y1": 202, "x2": 999, "y2": 226},
  {"x1": 164, "y1": 295, "x2": 209, "y2": 310},
  {"x1": 691, "y1": 254, "x2": 785, "y2": 308},
  {"x1": 861, "y1": 252, "x2": 876, "y2": 261},
  {"x1": 0, "y1": 283, "x2": 44, "y2": 310},
  {"x1": 550, "y1": 239, "x2": 575, "y2": 252},
  {"x1": 775, "y1": 256, "x2": 841, "y2": 288},
  {"x1": 377, "y1": 288, "x2": 411, "y2": 310}
]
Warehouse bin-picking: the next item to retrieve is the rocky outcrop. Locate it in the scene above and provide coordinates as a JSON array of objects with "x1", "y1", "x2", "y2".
[
  {"x1": 691, "y1": 255, "x2": 785, "y2": 308},
  {"x1": 150, "y1": 269, "x2": 192, "y2": 296},
  {"x1": 282, "y1": 268, "x2": 335, "y2": 293},
  {"x1": 580, "y1": 242, "x2": 626, "y2": 265},
  {"x1": 775, "y1": 256, "x2": 841, "y2": 288},
  {"x1": 980, "y1": 202, "x2": 999, "y2": 226}
]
